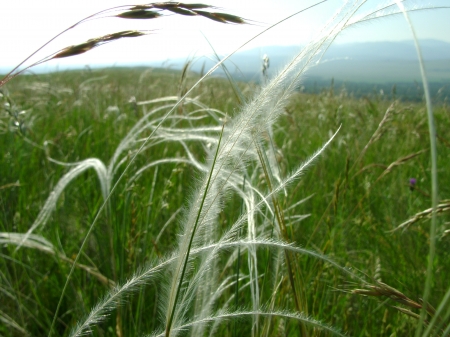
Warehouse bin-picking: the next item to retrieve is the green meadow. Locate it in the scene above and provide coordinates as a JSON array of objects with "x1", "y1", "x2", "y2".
[
  {"x1": 2, "y1": 66, "x2": 449, "y2": 336},
  {"x1": 1, "y1": 2, "x2": 450, "y2": 336}
]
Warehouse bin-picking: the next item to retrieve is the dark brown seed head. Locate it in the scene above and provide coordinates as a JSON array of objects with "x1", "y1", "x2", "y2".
[
  {"x1": 195, "y1": 10, "x2": 227, "y2": 23},
  {"x1": 165, "y1": 7, "x2": 197, "y2": 16},
  {"x1": 180, "y1": 3, "x2": 211, "y2": 10},
  {"x1": 53, "y1": 42, "x2": 96, "y2": 58},
  {"x1": 102, "y1": 30, "x2": 147, "y2": 41},
  {"x1": 52, "y1": 31, "x2": 148, "y2": 59},
  {"x1": 117, "y1": 9, "x2": 162, "y2": 19},
  {"x1": 152, "y1": 2, "x2": 180, "y2": 9},
  {"x1": 210, "y1": 12, "x2": 246, "y2": 24},
  {"x1": 195, "y1": 10, "x2": 246, "y2": 24}
]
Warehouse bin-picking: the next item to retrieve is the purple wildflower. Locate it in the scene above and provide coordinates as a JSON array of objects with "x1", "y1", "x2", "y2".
[{"x1": 409, "y1": 178, "x2": 417, "y2": 191}]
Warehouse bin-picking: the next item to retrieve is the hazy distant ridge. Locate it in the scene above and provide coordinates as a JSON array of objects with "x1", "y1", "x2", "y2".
[
  {"x1": 323, "y1": 39, "x2": 450, "y2": 61},
  {"x1": 165, "y1": 39, "x2": 450, "y2": 84}
]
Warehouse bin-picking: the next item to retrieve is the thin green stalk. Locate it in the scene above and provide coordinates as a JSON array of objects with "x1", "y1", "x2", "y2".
[
  {"x1": 260, "y1": 221, "x2": 276, "y2": 337},
  {"x1": 392, "y1": 2, "x2": 438, "y2": 336},
  {"x1": 253, "y1": 136, "x2": 308, "y2": 336},
  {"x1": 423, "y1": 285, "x2": 450, "y2": 337},
  {"x1": 201, "y1": 32, "x2": 245, "y2": 106},
  {"x1": 137, "y1": 167, "x2": 159, "y2": 332},
  {"x1": 165, "y1": 124, "x2": 225, "y2": 337},
  {"x1": 259, "y1": 218, "x2": 274, "y2": 305},
  {"x1": 233, "y1": 177, "x2": 245, "y2": 337}
]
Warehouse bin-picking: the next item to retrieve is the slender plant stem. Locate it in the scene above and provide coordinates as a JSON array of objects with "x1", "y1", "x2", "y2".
[
  {"x1": 253, "y1": 136, "x2": 308, "y2": 336},
  {"x1": 233, "y1": 177, "x2": 245, "y2": 337},
  {"x1": 392, "y1": 2, "x2": 438, "y2": 336},
  {"x1": 165, "y1": 124, "x2": 224, "y2": 337}
]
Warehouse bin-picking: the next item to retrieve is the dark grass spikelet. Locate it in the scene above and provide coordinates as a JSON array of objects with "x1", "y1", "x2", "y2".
[
  {"x1": 189, "y1": 9, "x2": 247, "y2": 24},
  {"x1": 116, "y1": 9, "x2": 162, "y2": 19},
  {"x1": 118, "y1": 3, "x2": 247, "y2": 24},
  {"x1": 352, "y1": 281, "x2": 437, "y2": 319},
  {"x1": 0, "y1": 2, "x2": 246, "y2": 88},
  {"x1": 52, "y1": 30, "x2": 149, "y2": 59}
]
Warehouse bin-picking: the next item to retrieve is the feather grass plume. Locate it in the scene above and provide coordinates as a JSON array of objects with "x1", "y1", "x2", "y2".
[{"x1": 69, "y1": 1, "x2": 368, "y2": 334}]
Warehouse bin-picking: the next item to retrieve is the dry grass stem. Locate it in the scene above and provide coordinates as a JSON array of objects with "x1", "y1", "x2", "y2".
[
  {"x1": 352, "y1": 281, "x2": 440, "y2": 324},
  {"x1": 375, "y1": 149, "x2": 427, "y2": 182},
  {"x1": 390, "y1": 200, "x2": 450, "y2": 232},
  {"x1": 354, "y1": 102, "x2": 397, "y2": 166}
]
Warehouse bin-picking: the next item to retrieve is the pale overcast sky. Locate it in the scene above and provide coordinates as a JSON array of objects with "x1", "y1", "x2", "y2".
[{"x1": 1, "y1": 0, "x2": 449, "y2": 72}]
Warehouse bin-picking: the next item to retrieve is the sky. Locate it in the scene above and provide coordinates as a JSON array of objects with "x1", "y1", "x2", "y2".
[{"x1": 1, "y1": 0, "x2": 449, "y2": 73}]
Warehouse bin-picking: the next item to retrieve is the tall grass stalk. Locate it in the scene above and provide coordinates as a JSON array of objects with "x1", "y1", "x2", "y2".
[
  {"x1": 164, "y1": 125, "x2": 224, "y2": 336},
  {"x1": 253, "y1": 135, "x2": 307, "y2": 334},
  {"x1": 392, "y1": 1, "x2": 439, "y2": 335}
]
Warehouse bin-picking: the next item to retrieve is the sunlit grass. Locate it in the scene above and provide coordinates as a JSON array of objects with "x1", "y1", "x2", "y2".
[{"x1": 1, "y1": 1, "x2": 450, "y2": 336}]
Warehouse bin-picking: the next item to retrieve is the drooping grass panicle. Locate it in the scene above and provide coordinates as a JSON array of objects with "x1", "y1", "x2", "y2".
[
  {"x1": 70, "y1": 230, "x2": 249, "y2": 337},
  {"x1": 1, "y1": 232, "x2": 55, "y2": 254},
  {"x1": 14, "y1": 97, "x2": 225, "y2": 253},
  {"x1": 69, "y1": 254, "x2": 173, "y2": 337},
  {"x1": 1, "y1": 232, "x2": 114, "y2": 287},
  {"x1": 0, "y1": 3, "x2": 247, "y2": 87},
  {"x1": 51, "y1": 30, "x2": 151, "y2": 59},
  {"x1": 0, "y1": 310, "x2": 30, "y2": 337},
  {"x1": 148, "y1": 310, "x2": 347, "y2": 337},
  {"x1": 351, "y1": 280, "x2": 450, "y2": 333},
  {"x1": 69, "y1": 233, "x2": 360, "y2": 337},
  {"x1": 390, "y1": 199, "x2": 450, "y2": 233},
  {"x1": 15, "y1": 158, "x2": 108, "y2": 251}
]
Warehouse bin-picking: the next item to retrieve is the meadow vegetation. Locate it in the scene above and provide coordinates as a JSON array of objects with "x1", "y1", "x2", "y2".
[{"x1": 1, "y1": 1, "x2": 450, "y2": 336}]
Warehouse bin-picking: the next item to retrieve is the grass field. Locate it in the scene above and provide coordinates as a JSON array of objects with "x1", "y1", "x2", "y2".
[
  {"x1": 1, "y1": 65, "x2": 449, "y2": 336},
  {"x1": 1, "y1": 1, "x2": 450, "y2": 337}
]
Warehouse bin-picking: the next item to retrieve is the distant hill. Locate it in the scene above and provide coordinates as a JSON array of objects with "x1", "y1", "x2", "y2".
[
  {"x1": 147, "y1": 39, "x2": 450, "y2": 101},
  {"x1": 2, "y1": 40, "x2": 449, "y2": 101},
  {"x1": 323, "y1": 39, "x2": 450, "y2": 61},
  {"x1": 153, "y1": 39, "x2": 450, "y2": 83}
]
